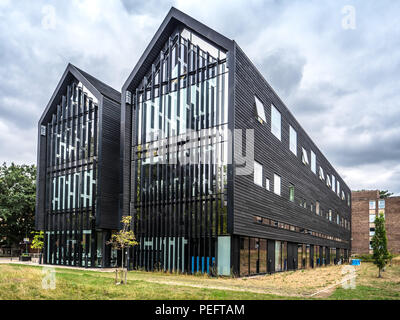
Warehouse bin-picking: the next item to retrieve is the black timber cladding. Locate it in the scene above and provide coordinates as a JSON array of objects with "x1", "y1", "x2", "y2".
[
  {"x1": 232, "y1": 43, "x2": 351, "y2": 249},
  {"x1": 35, "y1": 64, "x2": 121, "y2": 231}
]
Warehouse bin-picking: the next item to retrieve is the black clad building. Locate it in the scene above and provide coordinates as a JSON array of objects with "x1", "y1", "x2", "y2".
[
  {"x1": 36, "y1": 8, "x2": 351, "y2": 276},
  {"x1": 35, "y1": 64, "x2": 121, "y2": 268}
]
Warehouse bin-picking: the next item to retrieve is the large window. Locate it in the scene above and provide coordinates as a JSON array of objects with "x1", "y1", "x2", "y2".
[
  {"x1": 240, "y1": 237, "x2": 249, "y2": 276},
  {"x1": 271, "y1": 104, "x2": 281, "y2": 140},
  {"x1": 255, "y1": 96, "x2": 266, "y2": 123},
  {"x1": 274, "y1": 174, "x2": 281, "y2": 196},
  {"x1": 311, "y1": 151, "x2": 316, "y2": 174},
  {"x1": 254, "y1": 161, "x2": 263, "y2": 187},
  {"x1": 289, "y1": 126, "x2": 297, "y2": 155}
]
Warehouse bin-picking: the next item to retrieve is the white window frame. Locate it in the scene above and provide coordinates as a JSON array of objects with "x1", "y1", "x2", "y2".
[
  {"x1": 255, "y1": 96, "x2": 266, "y2": 123},
  {"x1": 302, "y1": 147, "x2": 309, "y2": 165},
  {"x1": 311, "y1": 151, "x2": 316, "y2": 174},
  {"x1": 271, "y1": 104, "x2": 281, "y2": 140},
  {"x1": 254, "y1": 161, "x2": 263, "y2": 187},
  {"x1": 289, "y1": 126, "x2": 297, "y2": 156},
  {"x1": 326, "y1": 175, "x2": 331, "y2": 188},
  {"x1": 319, "y1": 167, "x2": 325, "y2": 181},
  {"x1": 274, "y1": 174, "x2": 281, "y2": 196}
]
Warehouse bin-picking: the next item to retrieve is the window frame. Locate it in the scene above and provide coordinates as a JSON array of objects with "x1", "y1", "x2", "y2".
[
  {"x1": 289, "y1": 126, "x2": 297, "y2": 156},
  {"x1": 253, "y1": 161, "x2": 263, "y2": 187},
  {"x1": 255, "y1": 96, "x2": 266, "y2": 123},
  {"x1": 274, "y1": 174, "x2": 281, "y2": 196},
  {"x1": 271, "y1": 104, "x2": 281, "y2": 141}
]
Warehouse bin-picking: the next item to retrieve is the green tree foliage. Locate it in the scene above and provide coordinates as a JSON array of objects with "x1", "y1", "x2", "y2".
[
  {"x1": 371, "y1": 214, "x2": 391, "y2": 277},
  {"x1": 107, "y1": 216, "x2": 138, "y2": 284},
  {"x1": 31, "y1": 231, "x2": 44, "y2": 252},
  {"x1": 0, "y1": 163, "x2": 36, "y2": 248},
  {"x1": 379, "y1": 190, "x2": 393, "y2": 199}
]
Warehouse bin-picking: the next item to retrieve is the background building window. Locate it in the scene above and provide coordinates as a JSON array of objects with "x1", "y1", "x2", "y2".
[
  {"x1": 289, "y1": 126, "x2": 297, "y2": 155},
  {"x1": 378, "y1": 200, "x2": 385, "y2": 209},
  {"x1": 369, "y1": 200, "x2": 376, "y2": 210},
  {"x1": 369, "y1": 213, "x2": 376, "y2": 223},
  {"x1": 255, "y1": 96, "x2": 266, "y2": 123},
  {"x1": 254, "y1": 161, "x2": 263, "y2": 187},
  {"x1": 311, "y1": 151, "x2": 316, "y2": 174},
  {"x1": 274, "y1": 174, "x2": 281, "y2": 196},
  {"x1": 271, "y1": 104, "x2": 281, "y2": 140}
]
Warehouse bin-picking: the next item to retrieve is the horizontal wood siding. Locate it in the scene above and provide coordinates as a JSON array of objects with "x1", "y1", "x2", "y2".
[{"x1": 233, "y1": 44, "x2": 351, "y2": 249}]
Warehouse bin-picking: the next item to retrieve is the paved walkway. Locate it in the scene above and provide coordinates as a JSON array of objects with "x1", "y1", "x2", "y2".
[{"x1": 0, "y1": 258, "x2": 114, "y2": 272}]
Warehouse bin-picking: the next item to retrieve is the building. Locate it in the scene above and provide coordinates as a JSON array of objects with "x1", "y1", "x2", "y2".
[
  {"x1": 120, "y1": 7, "x2": 351, "y2": 276},
  {"x1": 35, "y1": 63, "x2": 121, "y2": 268},
  {"x1": 351, "y1": 190, "x2": 400, "y2": 255}
]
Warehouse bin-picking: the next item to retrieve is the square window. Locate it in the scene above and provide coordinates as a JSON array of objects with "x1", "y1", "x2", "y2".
[
  {"x1": 369, "y1": 200, "x2": 376, "y2": 210},
  {"x1": 274, "y1": 174, "x2": 281, "y2": 196},
  {"x1": 255, "y1": 96, "x2": 266, "y2": 123}
]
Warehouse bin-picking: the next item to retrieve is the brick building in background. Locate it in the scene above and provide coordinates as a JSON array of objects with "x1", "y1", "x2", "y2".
[{"x1": 352, "y1": 190, "x2": 400, "y2": 255}]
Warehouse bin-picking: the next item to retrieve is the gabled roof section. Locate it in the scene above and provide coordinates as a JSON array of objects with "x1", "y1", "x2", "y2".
[
  {"x1": 39, "y1": 63, "x2": 120, "y2": 125},
  {"x1": 122, "y1": 7, "x2": 234, "y2": 92}
]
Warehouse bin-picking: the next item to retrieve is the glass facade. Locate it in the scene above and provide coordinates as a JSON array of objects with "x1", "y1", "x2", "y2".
[
  {"x1": 43, "y1": 81, "x2": 100, "y2": 267},
  {"x1": 129, "y1": 27, "x2": 229, "y2": 274}
]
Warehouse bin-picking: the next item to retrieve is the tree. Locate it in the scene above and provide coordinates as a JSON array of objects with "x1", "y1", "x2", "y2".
[
  {"x1": 107, "y1": 216, "x2": 138, "y2": 285},
  {"x1": 0, "y1": 163, "x2": 36, "y2": 250},
  {"x1": 31, "y1": 231, "x2": 44, "y2": 263},
  {"x1": 379, "y1": 190, "x2": 393, "y2": 199},
  {"x1": 371, "y1": 214, "x2": 391, "y2": 278}
]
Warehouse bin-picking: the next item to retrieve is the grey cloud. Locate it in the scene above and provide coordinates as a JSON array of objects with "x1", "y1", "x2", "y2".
[{"x1": 257, "y1": 48, "x2": 306, "y2": 97}]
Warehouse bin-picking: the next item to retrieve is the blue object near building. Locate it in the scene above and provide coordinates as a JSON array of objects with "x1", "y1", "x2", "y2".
[{"x1": 350, "y1": 259, "x2": 361, "y2": 266}]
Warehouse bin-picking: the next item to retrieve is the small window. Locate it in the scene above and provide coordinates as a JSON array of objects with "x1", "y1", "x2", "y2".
[
  {"x1": 378, "y1": 200, "x2": 385, "y2": 209},
  {"x1": 289, "y1": 126, "x2": 297, "y2": 155},
  {"x1": 274, "y1": 174, "x2": 281, "y2": 196},
  {"x1": 347, "y1": 193, "x2": 351, "y2": 207},
  {"x1": 341, "y1": 191, "x2": 346, "y2": 200},
  {"x1": 331, "y1": 175, "x2": 336, "y2": 192},
  {"x1": 316, "y1": 201, "x2": 320, "y2": 215},
  {"x1": 302, "y1": 148, "x2": 309, "y2": 165},
  {"x1": 329, "y1": 210, "x2": 332, "y2": 221},
  {"x1": 311, "y1": 151, "x2": 316, "y2": 174},
  {"x1": 337, "y1": 214, "x2": 340, "y2": 225},
  {"x1": 326, "y1": 175, "x2": 331, "y2": 188},
  {"x1": 254, "y1": 161, "x2": 263, "y2": 187},
  {"x1": 369, "y1": 214, "x2": 376, "y2": 223},
  {"x1": 319, "y1": 167, "x2": 325, "y2": 181},
  {"x1": 369, "y1": 200, "x2": 376, "y2": 210},
  {"x1": 289, "y1": 185, "x2": 295, "y2": 202},
  {"x1": 337, "y1": 181, "x2": 340, "y2": 196},
  {"x1": 271, "y1": 104, "x2": 281, "y2": 140},
  {"x1": 255, "y1": 96, "x2": 266, "y2": 123},
  {"x1": 266, "y1": 178, "x2": 270, "y2": 191}
]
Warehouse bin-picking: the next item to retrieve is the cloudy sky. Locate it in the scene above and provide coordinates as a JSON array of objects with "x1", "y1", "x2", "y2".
[{"x1": 0, "y1": 0, "x2": 399, "y2": 194}]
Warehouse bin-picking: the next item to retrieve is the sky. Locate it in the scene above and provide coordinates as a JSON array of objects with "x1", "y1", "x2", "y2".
[{"x1": 0, "y1": 0, "x2": 399, "y2": 194}]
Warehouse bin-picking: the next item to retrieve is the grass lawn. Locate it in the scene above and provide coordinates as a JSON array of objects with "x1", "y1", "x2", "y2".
[{"x1": 0, "y1": 262, "x2": 399, "y2": 300}]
